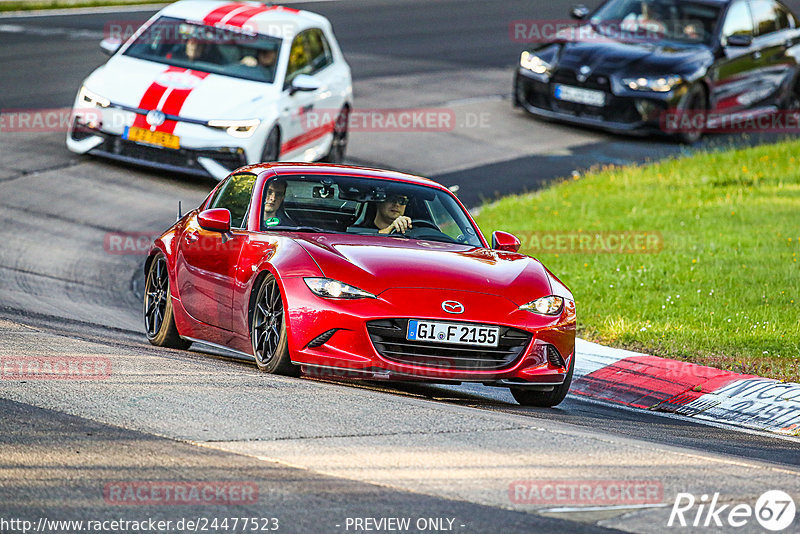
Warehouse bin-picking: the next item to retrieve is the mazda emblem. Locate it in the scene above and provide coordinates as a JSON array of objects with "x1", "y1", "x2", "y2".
[{"x1": 442, "y1": 301, "x2": 464, "y2": 314}]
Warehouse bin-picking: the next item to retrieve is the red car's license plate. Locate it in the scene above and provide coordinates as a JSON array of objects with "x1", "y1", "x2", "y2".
[{"x1": 406, "y1": 320, "x2": 499, "y2": 347}]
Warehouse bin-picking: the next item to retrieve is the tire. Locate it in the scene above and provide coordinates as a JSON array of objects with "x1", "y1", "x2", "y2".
[
  {"x1": 510, "y1": 353, "x2": 574, "y2": 407},
  {"x1": 674, "y1": 83, "x2": 707, "y2": 144},
  {"x1": 143, "y1": 254, "x2": 190, "y2": 349},
  {"x1": 251, "y1": 274, "x2": 298, "y2": 376},
  {"x1": 261, "y1": 126, "x2": 280, "y2": 163},
  {"x1": 322, "y1": 106, "x2": 349, "y2": 163},
  {"x1": 781, "y1": 80, "x2": 800, "y2": 114}
]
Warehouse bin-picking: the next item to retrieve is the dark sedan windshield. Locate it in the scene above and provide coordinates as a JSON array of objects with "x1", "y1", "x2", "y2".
[
  {"x1": 259, "y1": 175, "x2": 484, "y2": 247},
  {"x1": 590, "y1": 0, "x2": 722, "y2": 45},
  {"x1": 123, "y1": 16, "x2": 282, "y2": 83}
]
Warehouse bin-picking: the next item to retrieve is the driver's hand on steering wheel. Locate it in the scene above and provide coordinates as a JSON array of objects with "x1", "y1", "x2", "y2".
[{"x1": 379, "y1": 216, "x2": 412, "y2": 234}]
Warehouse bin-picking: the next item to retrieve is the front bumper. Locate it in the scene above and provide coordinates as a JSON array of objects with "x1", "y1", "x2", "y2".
[
  {"x1": 281, "y1": 278, "x2": 576, "y2": 386},
  {"x1": 514, "y1": 68, "x2": 675, "y2": 136},
  {"x1": 67, "y1": 118, "x2": 248, "y2": 179}
]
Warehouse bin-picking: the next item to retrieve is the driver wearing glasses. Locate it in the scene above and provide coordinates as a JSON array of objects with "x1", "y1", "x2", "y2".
[{"x1": 375, "y1": 194, "x2": 413, "y2": 234}]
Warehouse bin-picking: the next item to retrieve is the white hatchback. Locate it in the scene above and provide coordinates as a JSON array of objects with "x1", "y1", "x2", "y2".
[{"x1": 67, "y1": 0, "x2": 353, "y2": 179}]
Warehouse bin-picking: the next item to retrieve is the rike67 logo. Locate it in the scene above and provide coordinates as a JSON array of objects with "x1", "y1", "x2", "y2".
[{"x1": 669, "y1": 490, "x2": 796, "y2": 531}]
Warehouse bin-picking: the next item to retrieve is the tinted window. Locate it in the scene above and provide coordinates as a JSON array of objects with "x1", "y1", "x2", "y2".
[
  {"x1": 721, "y1": 0, "x2": 755, "y2": 41},
  {"x1": 750, "y1": 0, "x2": 793, "y2": 35},
  {"x1": 285, "y1": 33, "x2": 311, "y2": 83},
  {"x1": 207, "y1": 173, "x2": 257, "y2": 228},
  {"x1": 123, "y1": 17, "x2": 282, "y2": 83},
  {"x1": 306, "y1": 29, "x2": 333, "y2": 71}
]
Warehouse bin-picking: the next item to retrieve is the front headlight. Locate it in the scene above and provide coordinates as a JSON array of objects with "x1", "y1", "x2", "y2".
[
  {"x1": 78, "y1": 86, "x2": 110, "y2": 108},
  {"x1": 304, "y1": 278, "x2": 376, "y2": 299},
  {"x1": 519, "y1": 295, "x2": 564, "y2": 315},
  {"x1": 520, "y1": 51, "x2": 552, "y2": 75},
  {"x1": 207, "y1": 119, "x2": 261, "y2": 138},
  {"x1": 621, "y1": 75, "x2": 682, "y2": 93}
]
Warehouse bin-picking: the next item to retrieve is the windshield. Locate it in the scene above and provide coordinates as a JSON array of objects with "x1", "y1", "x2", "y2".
[
  {"x1": 123, "y1": 16, "x2": 282, "y2": 83},
  {"x1": 259, "y1": 175, "x2": 484, "y2": 247},
  {"x1": 590, "y1": 0, "x2": 722, "y2": 45}
]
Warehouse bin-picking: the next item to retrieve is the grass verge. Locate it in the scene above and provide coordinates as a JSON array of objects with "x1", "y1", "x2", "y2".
[{"x1": 475, "y1": 139, "x2": 800, "y2": 382}]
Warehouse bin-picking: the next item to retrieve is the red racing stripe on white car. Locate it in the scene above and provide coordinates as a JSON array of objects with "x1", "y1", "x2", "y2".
[
  {"x1": 280, "y1": 121, "x2": 335, "y2": 156},
  {"x1": 132, "y1": 68, "x2": 209, "y2": 133},
  {"x1": 132, "y1": 66, "x2": 185, "y2": 129},
  {"x1": 202, "y1": 3, "x2": 249, "y2": 26}
]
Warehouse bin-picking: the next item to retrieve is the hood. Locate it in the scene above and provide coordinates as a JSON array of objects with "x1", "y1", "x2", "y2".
[
  {"x1": 85, "y1": 55, "x2": 278, "y2": 119},
  {"x1": 293, "y1": 234, "x2": 554, "y2": 306},
  {"x1": 551, "y1": 25, "x2": 712, "y2": 76}
]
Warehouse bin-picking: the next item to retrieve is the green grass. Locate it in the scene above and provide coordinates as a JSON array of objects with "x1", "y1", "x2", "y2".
[
  {"x1": 0, "y1": 0, "x2": 164, "y2": 12},
  {"x1": 475, "y1": 140, "x2": 800, "y2": 382}
]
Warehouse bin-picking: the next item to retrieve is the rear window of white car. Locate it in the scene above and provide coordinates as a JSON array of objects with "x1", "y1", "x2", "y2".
[{"x1": 123, "y1": 17, "x2": 283, "y2": 83}]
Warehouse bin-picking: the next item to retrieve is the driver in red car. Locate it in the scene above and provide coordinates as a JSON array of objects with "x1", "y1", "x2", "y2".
[{"x1": 375, "y1": 194, "x2": 412, "y2": 234}]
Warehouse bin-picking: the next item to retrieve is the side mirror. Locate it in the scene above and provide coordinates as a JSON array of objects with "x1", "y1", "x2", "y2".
[
  {"x1": 725, "y1": 34, "x2": 753, "y2": 47},
  {"x1": 289, "y1": 74, "x2": 321, "y2": 95},
  {"x1": 100, "y1": 38, "x2": 121, "y2": 56},
  {"x1": 491, "y1": 231, "x2": 521, "y2": 253},
  {"x1": 570, "y1": 4, "x2": 591, "y2": 20},
  {"x1": 198, "y1": 208, "x2": 231, "y2": 233}
]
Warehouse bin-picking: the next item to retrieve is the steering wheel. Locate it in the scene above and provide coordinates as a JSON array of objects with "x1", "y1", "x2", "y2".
[{"x1": 409, "y1": 219, "x2": 440, "y2": 230}]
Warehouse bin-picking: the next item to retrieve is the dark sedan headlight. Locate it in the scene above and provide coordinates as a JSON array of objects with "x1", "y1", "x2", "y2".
[
  {"x1": 621, "y1": 75, "x2": 682, "y2": 93},
  {"x1": 519, "y1": 295, "x2": 564, "y2": 315},
  {"x1": 304, "y1": 278, "x2": 376, "y2": 299},
  {"x1": 520, "y1": 51, "x2": 552, "y2": 77}
]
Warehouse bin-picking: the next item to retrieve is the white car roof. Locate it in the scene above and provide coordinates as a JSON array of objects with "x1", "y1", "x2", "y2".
[{"x1": 158, "y1": 0, "x2": 331, "y2": 39}]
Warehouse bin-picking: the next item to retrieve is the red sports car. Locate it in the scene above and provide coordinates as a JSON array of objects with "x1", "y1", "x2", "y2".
[{"x1": 144, "y1": 163, "x2": 576, "y2": 406}]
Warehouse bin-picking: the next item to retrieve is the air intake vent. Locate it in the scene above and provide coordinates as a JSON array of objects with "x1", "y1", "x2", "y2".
[
  {"x1": 367, "y1": 319, "x2": 531, "y2": 371},
  {"x1": 546, "y1": 344, "x2": 565, "y2": 368},
  {"x1": 307, "y1": 329, "x2": 338, "y2": 348}
]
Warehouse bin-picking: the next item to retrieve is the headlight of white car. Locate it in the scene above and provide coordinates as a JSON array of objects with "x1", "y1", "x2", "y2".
[
  {"x1": 519, "y1": 295, "x2": 564, "y2": 315},
  {"x1": 621, "y1": 75, "x2": 682, "y2": 92},
  {"x1": 206, "y1": 119, "x2": 261, "y2": 138},
  {"x1": 520, "y1": 51, "x2": 552, "y2": 76},
  {"x1": 304, "y1": 278, "x2": 376, "y2": 299},
  {"x1": 78, "y1": 86, "x2": 110, "y2": 108}
]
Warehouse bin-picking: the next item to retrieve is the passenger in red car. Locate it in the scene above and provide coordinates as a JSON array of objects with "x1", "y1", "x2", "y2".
[{"x1": 261, "y1": 180, "x2": 289, "y2": 227}]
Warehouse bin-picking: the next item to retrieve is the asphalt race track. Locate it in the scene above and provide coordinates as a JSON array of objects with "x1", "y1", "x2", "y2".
[{"x1": 1, "y1": 1, "x2": 799, "y2": 533}]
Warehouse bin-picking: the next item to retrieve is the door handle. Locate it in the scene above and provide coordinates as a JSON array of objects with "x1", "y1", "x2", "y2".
[
  {"x1": 302, "y1": 103, "x2": 314, "y2": 113},
  {"x1": 185, "y1": 232, "x2": 199, "y2": 244},
  {"x1": 753, "y1": 50, "x2": 762, "y2": 59}
]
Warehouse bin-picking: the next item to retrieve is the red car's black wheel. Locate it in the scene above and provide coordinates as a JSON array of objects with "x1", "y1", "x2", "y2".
[
  {"x1": 251, "y1": 274, "x2": 298, "y2": 375},
  {"x1": 143, "y1": 254, "x2": 190, "y2": 349},
  {"x1": 510, "y1": 353, "x2": 574, "y2": 407}
]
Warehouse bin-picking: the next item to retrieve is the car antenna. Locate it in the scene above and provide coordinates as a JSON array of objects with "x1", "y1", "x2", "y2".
[{"x1": 177, "y1": 201, "x2": 182, "y2": 221}]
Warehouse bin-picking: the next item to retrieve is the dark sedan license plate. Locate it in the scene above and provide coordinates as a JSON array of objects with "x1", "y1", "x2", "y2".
[
  {"x1": 406, "y1": 320, "x2": 499, "y2": 347},
  {"x1": 554, "y1": 84, "x2": 606, "y2": 107}
]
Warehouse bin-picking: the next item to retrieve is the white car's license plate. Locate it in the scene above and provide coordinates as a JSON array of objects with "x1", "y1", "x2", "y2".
[
  {"x1": 554, "y1": 84, "x2": 606, "y2": 107},
  {"x1": 406, "y1": 320, "x2": 499, "y2": 347}
]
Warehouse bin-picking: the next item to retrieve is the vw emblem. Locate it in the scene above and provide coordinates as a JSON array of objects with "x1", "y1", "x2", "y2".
[
  {"x1": 442, "y1": 301, "x2": 464, "y2": 314},
  {"x1": 577, "y1": 65, "x2": 591, "y2": 82},
  {"x1": 146, "y1": 109, "x2": 166, "y2": 127}
]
